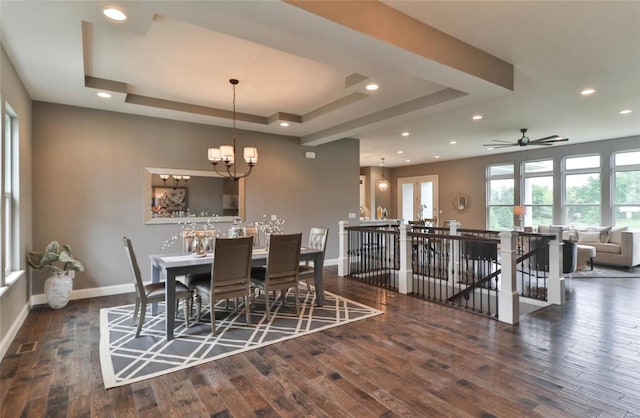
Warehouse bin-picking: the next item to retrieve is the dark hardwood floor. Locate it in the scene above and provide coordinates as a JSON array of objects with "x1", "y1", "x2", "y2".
[{"x1": 2, "y1": 267, "x2": 640, "y2": 417}]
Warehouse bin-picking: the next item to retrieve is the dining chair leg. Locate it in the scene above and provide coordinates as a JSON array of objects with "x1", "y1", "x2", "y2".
[
  {"x1": 135, "y1": 304, "x2": 146, "y2": 338},
  {"x1": 245, "y1": 294, "x2": 251, "y2": 325},
  {"x1": 294, "y1": 285, "x2": 300, "y2": 315},
  {"x1": 182, "y1": 298, "x2": 190, "y2": 328},
  {"x1": 264, "y1": 286, "x2": 271, "y2": 321},
  {"x1": 195, "y1": 293, "x2": 202, "y2": 323},
  {"x1": 210, "y1": 298, "x2": 216, "y2": 335},
  {"x1": 132, "y1": 299, "x2": 140, "y2": 326}
]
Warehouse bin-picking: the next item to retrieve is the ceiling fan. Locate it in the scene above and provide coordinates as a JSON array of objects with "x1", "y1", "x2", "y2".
[{"x1": 484, "y1": 128, "x2": 569, "y2": 148}]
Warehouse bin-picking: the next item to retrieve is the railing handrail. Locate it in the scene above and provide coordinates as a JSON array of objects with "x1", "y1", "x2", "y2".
[
  {"x1": 409, "y1": 230, "x2": 500, "y2": 244},
  {"x1": 458, "y1": 227, "x2": 501, "y2": 235},
  {"x1": 345, "y1": 225, "x2": 399, "y2": 233}
]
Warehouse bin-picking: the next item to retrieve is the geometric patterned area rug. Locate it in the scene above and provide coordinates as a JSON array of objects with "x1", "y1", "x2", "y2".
[{"x1": 99, "y1": 284, "x2": 382, "y2": 388}]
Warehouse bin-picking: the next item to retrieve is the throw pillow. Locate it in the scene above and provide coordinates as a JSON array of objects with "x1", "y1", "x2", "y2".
[
  {"x1": 577, "y1": 231, "x2": 600, "y2": 243},
  {"x1": 609, "y1": 226, "x2": 629, "y2": 245},
  {"x1": 597, "y1": 226, "x2": 613, "y2": 243}
]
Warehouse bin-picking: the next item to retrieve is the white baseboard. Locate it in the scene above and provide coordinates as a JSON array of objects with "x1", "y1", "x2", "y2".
[
  {"x1": 0, "y1": 302, "x2": 30, "y2": 361},
  {"x1": 324, "y1": 257, "x2": 338, "y2": 266},
  {"x1": 30, "y1": 283, "x2": 135, "y2": 306}
]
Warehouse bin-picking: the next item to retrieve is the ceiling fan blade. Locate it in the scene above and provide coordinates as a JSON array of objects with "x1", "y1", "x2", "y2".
[
  {"x1": 485, "y1": 143, "x2": 518, "y2": 148},
  {"x1": 528, "y1": 137, "x2": 569, "y2": 145},
  {"x1": 491, "y1": 140, "x2": 517, "y2": 144},
  {"x1": 529, "y1": 142, "x2": 554, "y2": 146},
  {"x1": 531, "y1": 135, "x2": 560, "y2": 142}
]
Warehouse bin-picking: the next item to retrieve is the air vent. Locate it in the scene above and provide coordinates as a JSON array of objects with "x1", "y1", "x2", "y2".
[{"x1": 16, "y1": 341, "x2": 37, "y2": 354}]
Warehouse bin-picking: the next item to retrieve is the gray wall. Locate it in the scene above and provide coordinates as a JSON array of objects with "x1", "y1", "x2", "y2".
[
  {"x1": 388, "y1": 135, "x2": 640, "y2": 229},
  {"x1": 0, "y1": 45, "x2": 33, "y2": 348},
  {"x1": 32, "y1": 102, "x2": 359, "y2": 293}
]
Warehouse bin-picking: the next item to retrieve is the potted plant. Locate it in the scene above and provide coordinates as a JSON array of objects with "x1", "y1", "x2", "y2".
[{"x1": 27, "y1": 241, "x2": 84, "y2": 309}]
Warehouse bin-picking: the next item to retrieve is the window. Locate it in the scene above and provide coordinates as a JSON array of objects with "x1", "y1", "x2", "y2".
[
  {"x1": 522, "y1": 160, "x2": 553, "y2": 226},
  {"x1": 613, "y1": 150, "x2": 640, "y2": 228},
  {"x1": 2, "y1": 109, "x2": 18, "y2": 286},
  {"x1": 487, "y1": 163, "x2": 514, "y2": 230},
  {"x1": 563, "y1": 155, "x2": 600, "y2": 226}
]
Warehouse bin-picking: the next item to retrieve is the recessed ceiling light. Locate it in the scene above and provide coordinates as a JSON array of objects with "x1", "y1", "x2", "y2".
[
  {"x1": 97, "y1": 92, "x2": 111, "y2": 98},
  {"x1": 580, "y1": 88, "x2": 596, "y2": 95},
  {"x1": 487, "y1": 147, "x2": 494, "y2": 151},
  {"x1": 397, "y1": 150, "x2": 403, "y2": 154},
  {"x1": 620, "y1": 109, "x2": 632, "y2": 114},
  {"x1": 365, "y1": 83, "x2": 379, "y2": 91},
  {"x1": 434, "y1": 155, "x2": 440, "y2": 159},
  {"x1": 405, "y1": 159, "x2": 411, "y2": 163},
  {"x1": 103, "y1": 7, "x2": 127, "y2": 21},
  {"x1": 449, "y1": 141, "x2": 457, "y2": 145},
  {"x1": 280, "y1": 122, "x2": 290, "y2": 127},
  {"x1": 472, "y1": 115, "x2": 483, "y2": 120},
  {"x1": 401, "y1": 132, "x2": 410, "y2": 137}
]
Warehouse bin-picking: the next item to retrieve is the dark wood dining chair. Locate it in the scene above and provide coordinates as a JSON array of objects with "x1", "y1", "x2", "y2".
[
  {"x1": 251, "y1": 233, "x2": 302, "y2": 320},
  {"x1": 122, "y1": 236, "x2": 191, "y2": 338},
  {"x1": 193, "y1": 236, "x2": 254, "y2": 334},
  {"x1": 298, "y1": 227, "x2": 328, "y2": 289}
]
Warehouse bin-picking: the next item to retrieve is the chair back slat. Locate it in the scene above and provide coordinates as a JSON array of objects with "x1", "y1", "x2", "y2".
[
  {"x1": 212, "y1": 237, "x2": 253, "y2": 288},
  {"x1": 267, "y1": 233, "x2": 302, "y2": 280},
  {"x1": 123, "y1": 236, "x2": 145, "y2": 299},
  {"x1": 308, "y1": 227, "x2": 328, "y2": 251}
]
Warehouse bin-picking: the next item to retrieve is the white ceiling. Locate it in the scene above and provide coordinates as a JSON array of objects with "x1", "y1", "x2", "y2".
[{"x1": 2, "y1": 1, "x2": 639, "y2": 167}]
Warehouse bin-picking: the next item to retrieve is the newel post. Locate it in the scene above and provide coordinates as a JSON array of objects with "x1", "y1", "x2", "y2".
[
  {"x1": 448, "y1": 221, "x2": 461, "y2": 279},
  {"x1": 398, "y1": 224, "x2": 412, "y2": 294},
  {"x1": 338, "y1": 221, "x2": 349, "y2": 277},
  {"x1": 498, "y1": 231, "x2": 520, "y2": 324},
  {"x1": 547, "y1": 226, "x2": 565, "y2": 305}
]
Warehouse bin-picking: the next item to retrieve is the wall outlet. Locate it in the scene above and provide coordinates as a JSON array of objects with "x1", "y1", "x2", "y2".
[
  {"x1": 348, "y1": 212, "x2": 357, "y2": 219},
  {"x1": 271, "y1": 214, "x2": 278, "y2": 221}
]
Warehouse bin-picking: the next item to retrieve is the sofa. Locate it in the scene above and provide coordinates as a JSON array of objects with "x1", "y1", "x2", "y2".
[{"x1": 536, "y1": 225, "x2": 640, "y2": 269}]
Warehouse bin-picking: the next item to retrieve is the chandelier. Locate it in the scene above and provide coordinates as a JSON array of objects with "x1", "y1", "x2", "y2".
[
  {"x1": 377, "y1": 158, "x2": 389, "y2": 192},
  {"x1": 160, "y1": 174, "x2": 190, "y2": 189},
  {"x1": 207, "y1": 79, "x2": 258, "y2": 181}
]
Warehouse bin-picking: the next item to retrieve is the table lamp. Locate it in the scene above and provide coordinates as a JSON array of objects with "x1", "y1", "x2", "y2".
[{"x1": 514, "y1": 206, "x2": 526, "y2": 230}]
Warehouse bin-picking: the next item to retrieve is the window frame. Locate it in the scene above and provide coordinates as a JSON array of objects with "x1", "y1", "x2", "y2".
[
  {"x1": 562, "y1": 153, "x2": 601, "y2": 226},
  {"x1": 612, "y1": 149, "x2": 640, "y2": 228},
  {"x1": 521, "y1": 159, "x2": 554, "y2": 227},
  {"x1": 2, "y1": 106, "x2": 19, "y2": 287},
  {"x1": 486, "y1": 163, "x2": 515, "y2": 230}
]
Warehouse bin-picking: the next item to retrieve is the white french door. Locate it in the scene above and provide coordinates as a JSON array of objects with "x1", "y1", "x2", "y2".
[{"x1": 397, "y1": 175, "x2": 439, "y2": 224}]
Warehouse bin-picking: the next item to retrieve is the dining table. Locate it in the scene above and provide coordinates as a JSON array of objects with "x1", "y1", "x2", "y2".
[{"x1": 149, "y1": 247, "x2": 325, "y2": 340}]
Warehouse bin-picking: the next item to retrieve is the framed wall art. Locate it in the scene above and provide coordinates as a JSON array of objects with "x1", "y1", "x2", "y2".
[{"x1": 152, "y1": 187, "x2": 188, "y2": 215}]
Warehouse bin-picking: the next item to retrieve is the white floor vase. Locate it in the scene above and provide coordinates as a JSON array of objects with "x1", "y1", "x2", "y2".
[{"x1": 44, "y1": 272, "x2": 73, "y2": 309}]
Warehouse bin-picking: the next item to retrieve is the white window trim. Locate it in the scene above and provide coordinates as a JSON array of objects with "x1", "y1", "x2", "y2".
[
  {"x1": 521, "y1": 159, "x2": 554, "y2": 226},
  {"x1": 612, "y1": 149, "x2": 640, "y2": 227},
  {"x1": 2, "y1": 105, "x2": 19, "y2": 287},
  {"x1": 486, "y1": 164, "x2": 515, "y2": 230},
  {"x1": 562, "y1": 154, "x2": 602, "y2": 225}
]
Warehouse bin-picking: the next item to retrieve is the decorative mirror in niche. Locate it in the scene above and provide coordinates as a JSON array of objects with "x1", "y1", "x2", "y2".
[
  {"x1": 144, "y1": 167, "x2": 245, "y2": 225},
  {"x1": 453, "y1": 193, "x2": 470, "y2": 212}
]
